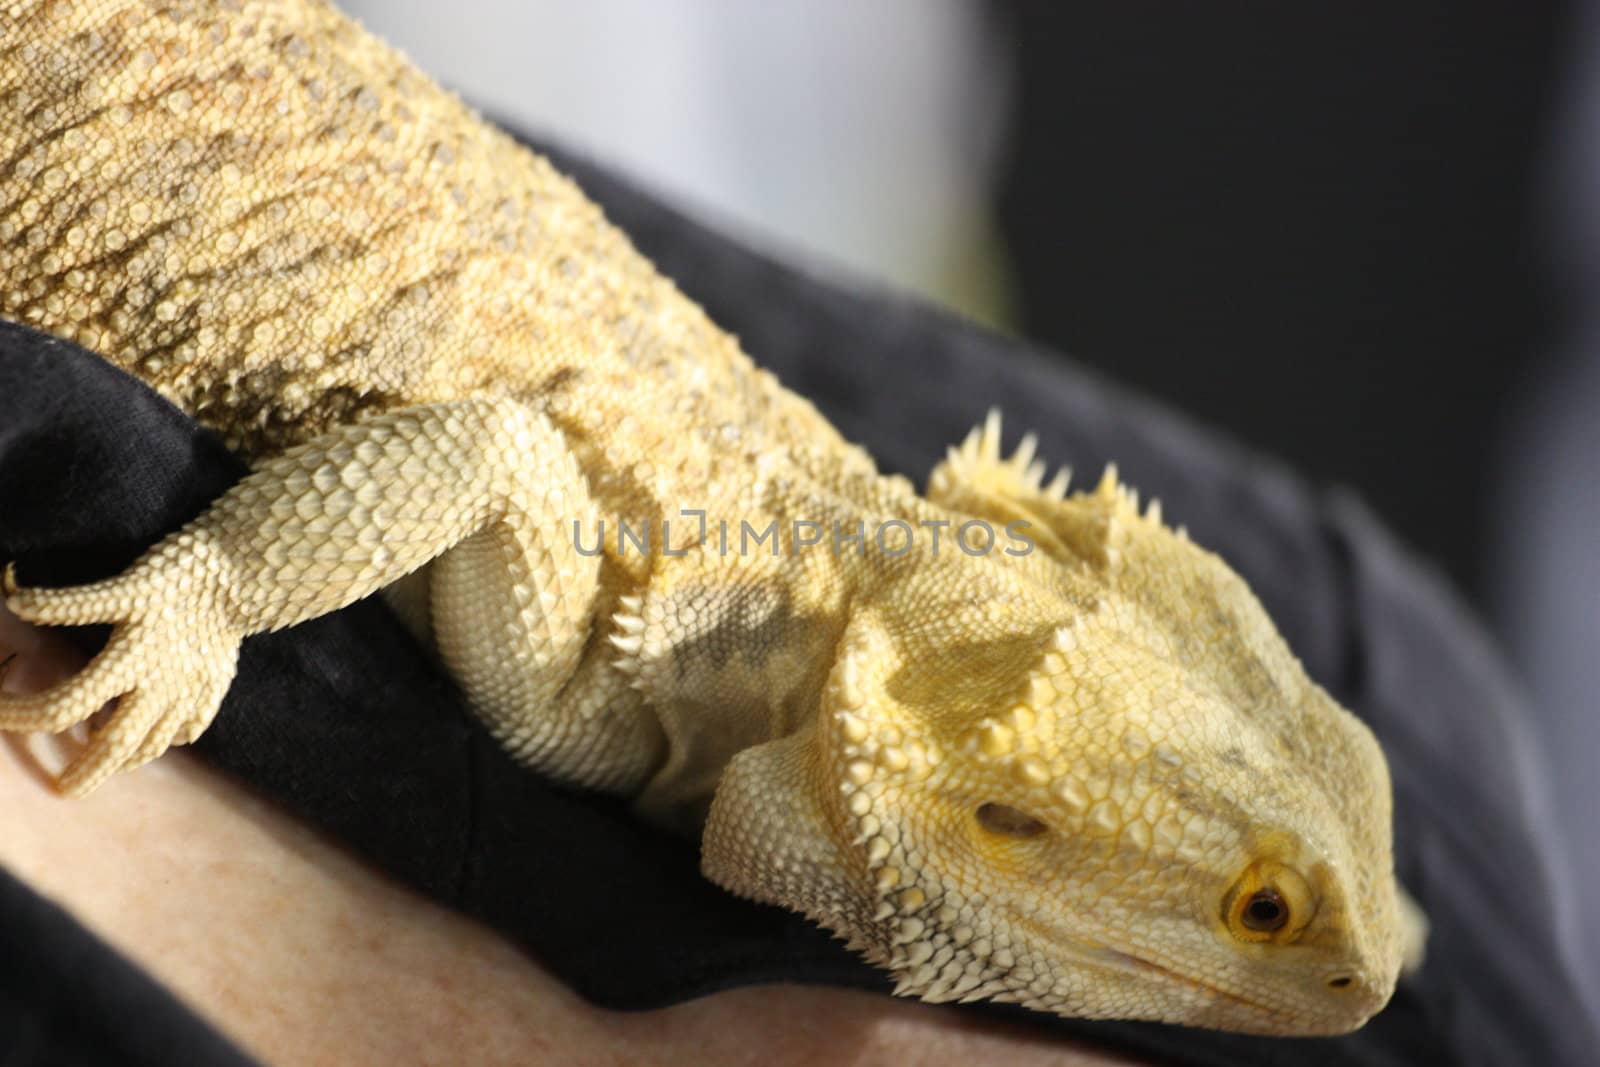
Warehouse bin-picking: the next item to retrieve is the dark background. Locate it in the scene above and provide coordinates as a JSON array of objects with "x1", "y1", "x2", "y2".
[{"x1": 993, "y1": 0, "x2": 1571, "y2": 607}]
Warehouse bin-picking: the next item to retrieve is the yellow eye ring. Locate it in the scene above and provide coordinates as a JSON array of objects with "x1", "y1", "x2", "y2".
[{"x1": 1224, "y1": 862, "x2": 1315, "y2": 943}]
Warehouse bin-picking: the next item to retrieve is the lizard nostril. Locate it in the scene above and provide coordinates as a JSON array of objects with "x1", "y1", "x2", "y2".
[{"x1": 1326, "y1": 975, "x2": 1354, "y2": 990}]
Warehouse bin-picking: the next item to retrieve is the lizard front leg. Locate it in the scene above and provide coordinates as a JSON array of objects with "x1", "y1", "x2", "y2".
[{"x1": 0, "y1": 396, "x2": 601, "y2": 795}]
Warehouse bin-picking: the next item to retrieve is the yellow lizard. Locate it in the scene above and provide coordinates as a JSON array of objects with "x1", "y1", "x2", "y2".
[{"x1": 0, "y1": 0, "x2": 1421, "y2": 1034}]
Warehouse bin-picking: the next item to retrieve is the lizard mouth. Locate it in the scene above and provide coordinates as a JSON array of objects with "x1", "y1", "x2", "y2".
[
  {"x1": 1011, "y1": 910, "x2": 1298, "y2": 1024},
  {"x1": 1091, "y1": 945, "x2": 1288, "y2": 1022}
]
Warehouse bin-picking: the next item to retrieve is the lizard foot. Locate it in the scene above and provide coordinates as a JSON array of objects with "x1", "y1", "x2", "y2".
[{"x1": 0, "y1": 548, "x2": 241, "y2": 796}]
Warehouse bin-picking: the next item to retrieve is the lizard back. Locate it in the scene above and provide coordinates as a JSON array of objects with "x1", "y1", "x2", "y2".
[{"x1": 0, "y1": 0, "x2": 861, "y2": 517}]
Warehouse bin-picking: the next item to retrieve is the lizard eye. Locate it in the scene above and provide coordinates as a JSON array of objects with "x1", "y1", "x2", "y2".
[
  {"x1": 1224, "y1": 862, "x2": 1314, "y2": 942},
  {"x1": 1241, "y1": 889, "x2": 1288, "y2": 932},
  {"x1": 975, "y1": 802, "x2": 1049, "y2": 838}
]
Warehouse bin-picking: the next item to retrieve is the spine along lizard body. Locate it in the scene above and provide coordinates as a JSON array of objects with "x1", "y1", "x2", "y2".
[{"x1": 0, "y1": 0, "x2": 1420, "y2": 1035}]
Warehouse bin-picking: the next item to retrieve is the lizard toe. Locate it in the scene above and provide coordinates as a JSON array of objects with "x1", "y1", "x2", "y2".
[
  {"x1": 57, "y1": 686, "x2": 162, "y2": 796},
  {"x1": 4, "y1": 571, "x2": 141, "y2": 629},
  {"x1": 113, "y1": 705, "x2": 189, "y2": 778},
  {"x1": 0, "y1": 658, "x2": 127, "y2": 732}
]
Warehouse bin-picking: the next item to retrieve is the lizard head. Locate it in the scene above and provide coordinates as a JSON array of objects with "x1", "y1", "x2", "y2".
[
  {"x1": 820, "y1": 487, "x2": 1406, "y2": 1033},
  {"x1": 705, "y1": 416, "x2": 1412, "y2": 1035}
]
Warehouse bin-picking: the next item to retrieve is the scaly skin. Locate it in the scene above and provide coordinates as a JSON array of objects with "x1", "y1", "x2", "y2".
[{"x1": 0, "y1": 0, "x2": 1420, "y2": 1035}]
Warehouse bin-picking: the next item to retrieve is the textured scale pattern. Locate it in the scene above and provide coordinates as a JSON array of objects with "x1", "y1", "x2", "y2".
[{"x1": 0, "y1": 0, "x2": 1420, "y2": 1036}]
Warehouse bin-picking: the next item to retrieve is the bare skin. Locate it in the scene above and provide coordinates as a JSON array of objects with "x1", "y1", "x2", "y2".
[{"x1": 0, "y1": 604, "x2": 1142, "y2": 1067}]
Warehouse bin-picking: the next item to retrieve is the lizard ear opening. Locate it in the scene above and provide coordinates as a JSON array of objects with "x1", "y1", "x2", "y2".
[{"x1": 975, "y1": 801, "x2": 1049, "y2": 838}]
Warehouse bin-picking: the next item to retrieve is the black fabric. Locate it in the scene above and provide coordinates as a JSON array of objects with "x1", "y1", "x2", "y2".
[{"x1": 0, "y1": 138, "x2": 1592, "y2": 1066}]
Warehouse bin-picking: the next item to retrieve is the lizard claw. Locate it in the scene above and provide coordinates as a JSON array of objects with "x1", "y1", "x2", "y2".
[{"x1": 0, "y1": 555, "x2": 242, "y2": 794}]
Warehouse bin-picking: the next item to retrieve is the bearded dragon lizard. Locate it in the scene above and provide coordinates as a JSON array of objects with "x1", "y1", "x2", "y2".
[{"x1": 0, "y1": 0, "x2": 1420, "y2": 1036}]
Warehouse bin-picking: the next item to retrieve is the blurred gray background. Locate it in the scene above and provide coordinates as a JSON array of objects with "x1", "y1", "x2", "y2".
[
  {"x1": 347, "y1": 0, "x2": 1597, "y2": 1007},
  {"x1": 344, "y1": 0, "x2": 1011, "y2": 324}
]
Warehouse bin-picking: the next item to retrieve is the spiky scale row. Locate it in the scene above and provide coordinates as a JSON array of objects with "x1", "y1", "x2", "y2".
[{"x1": 939, "y1": 407, "x2": 1074, "y2": 505}]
